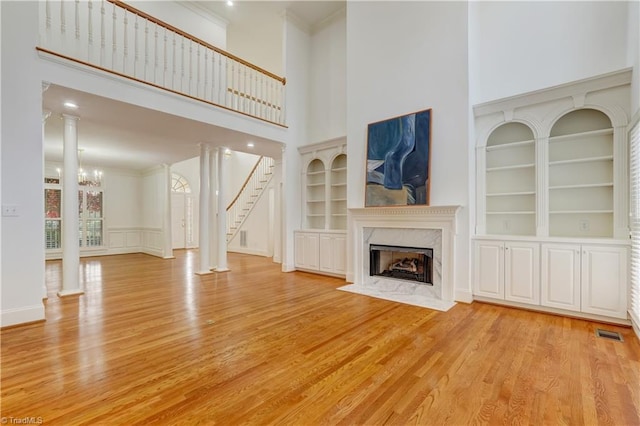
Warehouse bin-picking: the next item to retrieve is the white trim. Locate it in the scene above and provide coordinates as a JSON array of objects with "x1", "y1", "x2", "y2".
[
  {"x1": 473, "y1": 68, "x2": 633, "y2": 117},
  {"x1": 1, "y1": 304, "x2": 45, "y2": 328},
  {"x1": 348, "y1": 206, "x2": 461, "y2": 302}
]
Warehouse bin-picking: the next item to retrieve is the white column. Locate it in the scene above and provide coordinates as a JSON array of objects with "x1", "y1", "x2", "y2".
[
  {"x1": 216, "y1": 147, "x2": 229, "y2": 272},
  {"x1": 209, "y1": 149, "x2": 218, "y2": 270},
  {"x1": 196, "y1": 144, "x2": 212, "y2": 275},
  {"x1": 162, "y1": 163, "x2": 174, "y2": 259},
  {"x1": 41, "y1": 108, "x2": 51, "y2": 299},
  {"x1": 59, "y1": 114, "x2": 83, "y2": 297}
]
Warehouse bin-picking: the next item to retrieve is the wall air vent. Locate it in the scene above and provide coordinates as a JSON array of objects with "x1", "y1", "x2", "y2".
[{"x1": 595, "y1": 328, "x2": 624, "y2": 342}]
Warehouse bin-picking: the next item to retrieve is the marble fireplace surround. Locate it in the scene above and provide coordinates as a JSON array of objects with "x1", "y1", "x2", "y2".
[{"x1": 342, "y1": 206, "x2": 460, "y2": 311}]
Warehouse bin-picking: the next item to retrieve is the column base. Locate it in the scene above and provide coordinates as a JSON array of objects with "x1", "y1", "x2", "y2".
[
  {"x1": 57, "y1": 289, "x2": 84, "y2": 297},
  {"x1": 162, "y1": 256, "x2": 176, "y2": 260},
  {"x1": 195, "y1": 270, "x2": 214, "y2": 276},
  {"x1": 215, "y1": 267, "x2": 230, "y2": 272}
]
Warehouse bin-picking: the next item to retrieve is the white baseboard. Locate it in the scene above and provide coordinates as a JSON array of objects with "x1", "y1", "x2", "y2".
[
  {"x1": 455, "y1": 289, "x2": 474, "y2": 304},
  {"x1": 1, "y1": 304, "x2": 45, "y2": 328},
  {"x1": 228, "y1": 247, "x2": 269, "y2": 257},
  {"x1": 631, "y1": 312, "x2": 640, "y2": 340},
  {"x1": 345, "y1": 272, "x2": 355, "y2": 283},
  {"x1": 282, "y1": 263, "x2": 296, "y2": 272}
]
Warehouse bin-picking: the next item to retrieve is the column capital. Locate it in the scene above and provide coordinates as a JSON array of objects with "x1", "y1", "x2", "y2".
[
  {"x1": 62, "y1": 113, "x2": 80, "y2": 121},
  {"x1": 198, "y1": 142, "x2": 211, "y2": 152},
  {"x1": 42, "y1": 110, "x2": 52, "y2": 123},
  {"x1": 42, "y1": 81, "x2": 51, "y2": 92}
]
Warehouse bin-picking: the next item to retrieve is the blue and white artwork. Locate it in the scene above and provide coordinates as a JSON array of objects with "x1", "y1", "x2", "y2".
[{"x1": 366, "y1": 109, "x2": 431, "y2": 206}]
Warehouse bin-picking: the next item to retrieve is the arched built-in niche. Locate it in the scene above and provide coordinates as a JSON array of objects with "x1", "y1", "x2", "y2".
[
  {"x1": 548, "y1": 108, "x2": 614, "y2": 238},
  {"x1": 485, "y1": 122, "x2": 536, "y2": 236},
  {"x1": 329, "y1": 154, "x2": 347, "y2": 230},
  {"x1": 305, "y1": 158, "x2": 326, "y2": 229}
]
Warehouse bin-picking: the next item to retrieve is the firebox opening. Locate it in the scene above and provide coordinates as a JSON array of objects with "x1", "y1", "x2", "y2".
[{"x1": 369, "y1": 244, "x2": 433, "y2": 285}]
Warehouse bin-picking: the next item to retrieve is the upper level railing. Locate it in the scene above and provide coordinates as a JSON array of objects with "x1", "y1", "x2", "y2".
[{"x1": 37, "y1": 0, "x2": 287, "y2": 126}]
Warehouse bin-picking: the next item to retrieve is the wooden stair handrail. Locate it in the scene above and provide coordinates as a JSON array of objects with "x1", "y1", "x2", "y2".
[
  {"x1": 227, "y1": 156, "x2": 265, "y2": 211},
  {"x1": 108, "y1": 0, "x2": 286, "y2": 85}
]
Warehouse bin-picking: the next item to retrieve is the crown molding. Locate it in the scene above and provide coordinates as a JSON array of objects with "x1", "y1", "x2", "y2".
[
  {"x1": 180, "y1": 1, "x2": 229, "y2": 28},
  {"x1": 282, "y1": 9, "x2": 311, "y2": 34},
  {"x1": 311, "y1": 6, "x2": 346, "y2": 35}
]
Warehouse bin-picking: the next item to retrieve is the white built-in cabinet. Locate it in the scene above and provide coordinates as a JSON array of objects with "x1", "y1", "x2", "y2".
[
  {"x1": 296, "y1": 138, "x2": 347, "y2": 277},
  {"x1": 474, "y1": 240, "x2": 539, "y2": 305},
  {"x1": 473, "y1": 69, "x2": 632, "y2": 322}
]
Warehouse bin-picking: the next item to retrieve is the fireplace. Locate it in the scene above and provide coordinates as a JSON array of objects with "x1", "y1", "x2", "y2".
[{"x1": 369, "y1": 244, "x2": 433, "y2": 285}]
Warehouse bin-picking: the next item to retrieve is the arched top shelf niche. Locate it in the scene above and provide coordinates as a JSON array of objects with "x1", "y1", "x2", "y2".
[
  {"x1": 487, "y1": 122, "x2": 535, "y2": 147},
  {"x1": 550, "y1": 108, "x2": 612, "y2": 137}
]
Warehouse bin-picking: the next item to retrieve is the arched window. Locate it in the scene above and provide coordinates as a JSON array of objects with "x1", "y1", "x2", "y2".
[{"x1": 171, "y1": 173, "x2": 191, "y2": 193}]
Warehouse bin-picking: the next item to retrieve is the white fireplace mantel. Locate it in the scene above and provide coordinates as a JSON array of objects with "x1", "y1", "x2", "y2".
[{"x1": 348, "y1": 205, "x2": 461, "y2": 303}]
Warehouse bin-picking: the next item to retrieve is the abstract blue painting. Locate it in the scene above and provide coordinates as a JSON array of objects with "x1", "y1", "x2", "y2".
[{"x1": 366, "y1": 109, "x2": 431, "y2": 206}]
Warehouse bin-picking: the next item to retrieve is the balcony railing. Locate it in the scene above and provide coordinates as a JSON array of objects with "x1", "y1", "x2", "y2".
[{"x1": 37, "y1": 0, "x2": 286, "y2": 126}]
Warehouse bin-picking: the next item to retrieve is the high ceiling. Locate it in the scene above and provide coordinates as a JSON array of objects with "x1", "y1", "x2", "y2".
[{"x1": 43, "y1": 0, "x2": 346, "y2": 171}]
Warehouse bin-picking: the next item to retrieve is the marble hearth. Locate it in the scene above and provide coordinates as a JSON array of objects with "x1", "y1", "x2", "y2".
[{"x1": 340, "y1": 206, "x2": 460, "y2": 311}]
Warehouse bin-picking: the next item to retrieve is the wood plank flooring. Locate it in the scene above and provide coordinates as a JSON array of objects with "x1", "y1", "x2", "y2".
[{"x1": 1, "y1": 250, "x2": 639, "y2": 425}]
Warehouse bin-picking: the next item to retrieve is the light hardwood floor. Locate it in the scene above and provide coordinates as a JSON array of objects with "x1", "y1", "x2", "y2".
[{"x1": 2, "y1": 251, "x2": 639, "y2": 425}]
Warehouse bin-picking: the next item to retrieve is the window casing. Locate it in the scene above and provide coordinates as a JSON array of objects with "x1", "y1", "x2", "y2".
[{"x1": 44, "y1": 178, "x2": 104, "y2": 250}]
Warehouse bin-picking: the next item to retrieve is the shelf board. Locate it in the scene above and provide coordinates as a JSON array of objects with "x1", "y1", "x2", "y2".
[
  {"x1": 486, "y1": 211, "x2": 535, "y2": 215},
  {"x1": 549, "y1": 127, "x2": 613, "y2": 142},
  {"x1": 486, "y1": 139, "x2": 535, "y2": 151},
  {"x1": 549, "y1": 155, "x2": 613, "y2": 166},
  {"x1": 332, "y1": 198, "x2": 347, "y2": 202},
  {"x1": 331, "y1": 183, "x2": 347, "y2": 187},
  {"x1": 307, "y1": 170, "x2": 326, "y2": 176},
  {"x1": 307, "y1": 214, "x2": 326, "y2": 217},
  {"x1": 331, "y1": 214, "x2": 347, "y2": 217},
  {"x1": 549, "y1": 182, "x2": 613, "y2": 190},
  {"x1": 549, "y1": 210, "x2": 613, "y2": 214},
  {"x1": 307, "y1": 183, "x2": 325, "y2": 187},
  {"x1": 332, "y1": 167, "x2": 347, "y2": 172},
  {"x1": 486, "y1": 191, "x2": 535, "y2": 197},
  {"x1": 486, "y1": 163, "x2": 535, "y2": 172},
  {"x1": 307, "y1": 200, "x2": 325, "y2": 203}
]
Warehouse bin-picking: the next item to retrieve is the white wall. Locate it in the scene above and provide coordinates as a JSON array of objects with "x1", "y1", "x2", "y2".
[
  {"x1": 469, "y1": 1, "x2": 630, "y2": 105},
  {"x1": 1, "y1": 1, "x2": 45, "y2": 326},
  {"x1": 141, "y1": 167, "x2": 164, "y2": 229},
  {"x1": 281, "y1": 16, "x2": 310, "y2": 271},
  {"x1": 346, "y1": 1, "x2": 471, "y2": 298},
  {"x1": 308, "y1": 10, "x2": 347, "y2": 143},
  {"x1": 226, "y1": 7, "x2": 284, "y2": 76},
  {"x1": 129, "y1": 1, "x2": 227, "y2": 50}
]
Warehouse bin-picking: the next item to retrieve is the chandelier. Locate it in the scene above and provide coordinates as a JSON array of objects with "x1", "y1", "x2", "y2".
[{"x1": 77, "y1": 149, "x2": 103, "y2": 186}]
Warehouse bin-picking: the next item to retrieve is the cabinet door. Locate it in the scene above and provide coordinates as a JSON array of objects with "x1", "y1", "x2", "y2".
[
  {"x1": 294, "y1": 232, "x2": 319, "y2": 270},
  {"x1": 581, "y1": 245, "x2": 628, "y2": 319},
  {"x1": 541, "y1": 244, "x2": 581, "y2": 312},
  {"x1": 319, "y1": 234, "x2": 346, "y2": 275},
  {"x1": 505, "y1": 242, "x2": 540, "y2": 304},
  {"x1": 474, "y1": 241, "x2": 504, "y2": 299}
]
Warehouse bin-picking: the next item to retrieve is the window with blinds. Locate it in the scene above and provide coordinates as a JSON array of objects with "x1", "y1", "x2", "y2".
[{"x1": 629, "y1": 118, "x2": 640, "y2": 329}]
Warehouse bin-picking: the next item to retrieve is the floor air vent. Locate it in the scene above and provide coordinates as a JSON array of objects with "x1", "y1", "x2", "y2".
[{"x1": 595, "y1": 328, "x2": 624, "y2": 342}]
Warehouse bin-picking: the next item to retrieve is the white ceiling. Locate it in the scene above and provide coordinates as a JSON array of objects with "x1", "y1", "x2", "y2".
[{"x1": 43, "y1": 1, "x2": 345, "y2": 171}]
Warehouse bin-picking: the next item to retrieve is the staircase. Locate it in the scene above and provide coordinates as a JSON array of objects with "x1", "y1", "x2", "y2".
[{"x1": 226, "y1": 156, "x2": 275, "y2": 242}]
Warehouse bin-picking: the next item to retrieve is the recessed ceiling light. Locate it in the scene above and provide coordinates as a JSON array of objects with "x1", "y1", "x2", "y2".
[
  {"x1": 64, "y1": 101, "x2": 78, "y2": 109},
  {"x1": 247, "y1": 142, "x2": 254, "y2": 148},
  {"x1": 227, "y1": 1, "x2": 233, "y2": 6}
]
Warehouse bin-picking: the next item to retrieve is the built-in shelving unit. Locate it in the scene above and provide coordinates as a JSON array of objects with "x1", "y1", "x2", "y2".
[
  {"x1": 473, "y1": 68, "x2": 632, "y2": 323},
  {"x1": 485, "y1": 122, "x2": 536, "y2": 236},
  {"x1": 548, "y1": 110, "x2": 614, "y2": 238},
  {"x1": 297, "y1": 138, "x2": 348, "y2": 277},
  {"x1": 330, "y1": 154, "x2": 347, "y2": 230},
  {"x1": 305, "y1": 159, "x2": 326, "y2": 229}
]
